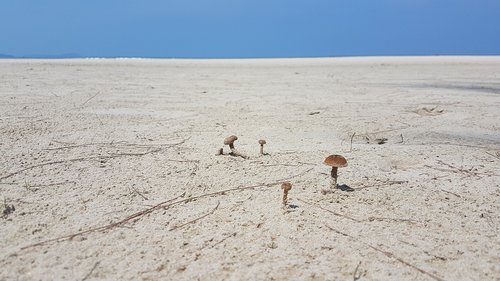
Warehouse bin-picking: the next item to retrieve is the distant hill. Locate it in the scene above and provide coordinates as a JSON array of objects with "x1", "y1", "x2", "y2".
[
  {"x1": 0, "y1": 53, "x2": 83, "y2": 59},
  {"x1": 25, "y1": 53, "x2": 83, "y2": 59}
]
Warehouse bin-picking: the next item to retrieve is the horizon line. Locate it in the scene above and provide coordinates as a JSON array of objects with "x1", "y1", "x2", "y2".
[{"x1": 2, "y1": 54, "x2": 500, "y2": 60}]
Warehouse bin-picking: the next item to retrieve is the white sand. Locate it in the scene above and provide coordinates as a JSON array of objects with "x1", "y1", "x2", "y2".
[{"x1": 0, "y1": 57, "x2": 499, "y2": 280}]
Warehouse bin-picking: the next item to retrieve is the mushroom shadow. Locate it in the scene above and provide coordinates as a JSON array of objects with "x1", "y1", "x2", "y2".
[{"x1": 337, "y1": 184, "x2": 355, "y2": 192}]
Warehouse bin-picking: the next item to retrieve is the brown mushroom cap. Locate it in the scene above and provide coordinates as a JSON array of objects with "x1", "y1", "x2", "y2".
[
  {"x1": 324, "y1": 155, "x2": 348, "y2": 168},
  {"x1": 258, "y1": 139, "x2": 266, "y2": 145},
  {"x1": 224, "y1": 135, "x2": 238, "y2": 145},
  {"x1": 281, "y1": 182, "x2": 292, "y2": 192}
]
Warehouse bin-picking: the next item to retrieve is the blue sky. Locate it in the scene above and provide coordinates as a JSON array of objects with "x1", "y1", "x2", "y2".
[{"x1": 1, "y1": 0, "x2": 499, "y2": 58}]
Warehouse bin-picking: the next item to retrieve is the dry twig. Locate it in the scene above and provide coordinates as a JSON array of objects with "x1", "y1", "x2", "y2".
[
  {"x1": 108, "y1": 148, "x2": 161, "y2": 157},
  {"x1": 353, "y1": 180, "x2": 407, "y2": 191},
  {"x1": 21, "y1": 192, "x2": 186, "y2": 250},
  {"x1": 367, "y1": 216, "x2": 419, "y2": 224},
  {"x1": 353, "y1": 261, "x2": 363, "y2": 281},
  {"x1": 297, "y1": 198, "x2": 361, "y2": 222},
  {"x1": 0, "y1": 148, "x2": 164, "y2": 181},
  {"x1": 211, "y1": 232, "x2": 237, "y2": 248},
  {"x1": 169, "y1": 201, "x2": 220, "y2": 231},
  {"x1": 26, "y1": 181, "x2": 76, "y2": 188},
  {"x1": 128, "y1": 186, "x2": 148, "y2": 200},
  {"x1": 262, "y1": 163, "x2": 303, "y2": 167},
  {"x1": 45, "y1": 138, "x2": 189, "y2": 151},
  {"x1": 325, "y1": 224, "x2": 444, "y2": 281},
  {"x1": 432, "y1": 160, "x2": 498, "y2": 177},
  {"x1": 350, "y1": 132, "x2": 356, "y2": 152},
  {"x1": 439, "y1": 189, "x2": 461, "y2": 198},
  {"x1": 20, "y1": 168, "x2": 314, "y2": 249},
  {"x1": 79, "y1": 91, "x2": 100, "y2": 108},
  {"x1": 81, "y1": 261, "x2": 100, "y2": 281},
  {"x1": 485, "y1": 151, "x2": 500, "y2": 160}
]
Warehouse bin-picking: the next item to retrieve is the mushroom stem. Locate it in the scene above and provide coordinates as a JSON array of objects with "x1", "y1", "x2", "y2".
[
  {"x1": 330, "y1": 167, "x2": 338, "y2": 190},
  {"x1": 281, "y1": 182, "x2": 292, "y2": 209},
  {"x1": 282, "y1": 191, "x2": 288, "y2": 208},
  {"x1": 224, "y1": 135, "x2": 247, "y2": 159},
  {"x1": 260, "y1": 144, "x2": 264, "y2": 155},
  {"x1": 228, "y1": 144, "x2": 247, "y2": 159}
]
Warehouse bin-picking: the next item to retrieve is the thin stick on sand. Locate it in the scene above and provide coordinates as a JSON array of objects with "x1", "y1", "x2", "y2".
[
  {"x1": 366, "y1": 244, "x2": 445, "y2": 281},
  {"x1": 350, "y1": 132, "x2": 356, "y2": 152},
  {"x1": 79, "y1": 91, "x2": 100, "y2": 108},
  {"x1": 485, "y1": 151, "x2": 500, "y2": 160},
  {"x1": 1, "y1": 138, "x2": 191, "y2": 182},
  {"x1": 353, "y1": 261, "x2": 363, "y2": 281},
  {"x1": 169, "y1": 201, "x2": 220, "y2": 231},
  {"x1": 299, "y1": 199, "x2": 417, "y2": 224},
  {"x1": 45, "y1": 138, "x2": 189, "y2": 151},
  {"x1": 81, "y1": 261, "x2": 100, "y2": 281},
  {"x1": 0, "y1": 149, "x2": 161, "y2": 182},
  {"x1": 297, "y1": 198, "x2": 361, "y2": 222},
  {"x1": 324, "y1": 224, "x2": 445, "y2": 281},
  {"x1": 20, "y1": 192, "x2": 187, "y2": 250},
  {"x1": 425, "y1": 160, "x2": 498, "y2": 177},
  {"x1": 352, "y1": 180, "x2": 407, "y2": 191},
  {"x1": 20, "y1": 168, "x2": 314, "y2": 250}
]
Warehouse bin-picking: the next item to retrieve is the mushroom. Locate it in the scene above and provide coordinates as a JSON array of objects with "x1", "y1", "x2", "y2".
[
  {"x1": 281, "y1": 182, "x2": 292, "y2": 209},
  {"x1": 258, "y1": 139, "x2": 267, "y2": 155},
  {"x1": 324, "y1": 155, "x2": 348, "y2": 190},
  {"x1": 224, "y1": 135, "x2": 247, "y2": 159}
]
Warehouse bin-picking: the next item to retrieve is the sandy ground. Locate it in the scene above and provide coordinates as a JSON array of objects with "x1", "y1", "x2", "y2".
[{"x1": 0, "y1": 57, "x2": 499, "y2": 280}]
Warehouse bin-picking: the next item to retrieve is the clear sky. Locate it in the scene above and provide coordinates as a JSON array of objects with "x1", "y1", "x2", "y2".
[{"x1": 1, "y1": 0, "x2": 499, "y2": 58}]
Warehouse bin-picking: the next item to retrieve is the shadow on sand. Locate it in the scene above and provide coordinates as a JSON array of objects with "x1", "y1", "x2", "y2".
[{"x1": 337, "y1": 184, "x2": 355, "y2": 192}]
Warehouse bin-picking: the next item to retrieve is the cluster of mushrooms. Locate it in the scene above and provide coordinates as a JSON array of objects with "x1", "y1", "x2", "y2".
[
  {"x1": 216, "y1": 135, "x2": 268, "y2": 159},
  {"x1": 218, "y1": 135, "x2": 348, "y2": 209}
]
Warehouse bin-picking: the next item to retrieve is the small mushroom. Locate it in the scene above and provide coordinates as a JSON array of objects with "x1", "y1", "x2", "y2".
[
  {"x1": 281, "y1": 182, "x2": 292, "y2": 209},
  {"x1": 224, "y1": 135, "x2": 247, "y2": 159},
  {"x1": 324, "y1": 155, "x2": 348, "y2": 190},
  {"x1": 215, "y1": 148, "x2": 224, "y2": 156},
  {"x1": 258, "y1": 139, "x2": 267, "y2": 155}
]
